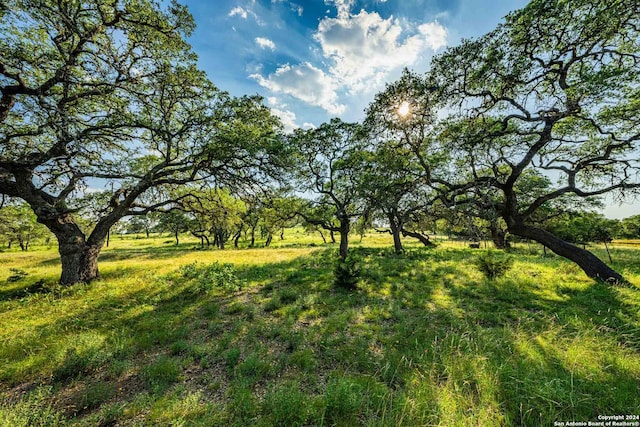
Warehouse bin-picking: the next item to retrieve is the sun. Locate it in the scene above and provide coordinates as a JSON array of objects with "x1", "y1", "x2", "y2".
[{"x1": 398, "y1": 101, "x2": 410, "y2": 117}]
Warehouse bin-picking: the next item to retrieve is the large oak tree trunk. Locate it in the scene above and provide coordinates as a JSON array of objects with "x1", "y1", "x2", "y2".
[
  {"x1": 509, "y1": 222, "x2": 624, "y2": 283},
  {"x1": 339, "y1": 219, "x2": 350, "y2": 260},
  {"x1": 388, "y1": 214, "x2": 403, "y2": 254},
  {"x1": 489, "y1": 224, "x2": 508, "y2": 250},
  {"x1": 59, "y1": 242, "x2": 101, "y2": 285},
  {"x1": 44, "y1": 214, "x2": 105, "y2": 285}
]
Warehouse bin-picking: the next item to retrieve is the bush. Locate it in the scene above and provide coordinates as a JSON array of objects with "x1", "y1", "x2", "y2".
[
  {"x1": 333, "y1": 256, "x2": 361, "y2": 290},
  {"x1": 475, "y1": 251, "x2": 513, "y2": 280},
  {"x1": 178, "y1": 261, "x2": 242, "y2": 292}
]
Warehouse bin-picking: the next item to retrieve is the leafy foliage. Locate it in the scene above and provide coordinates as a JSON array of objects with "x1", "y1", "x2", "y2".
[
  {"x1": 333, "y1": 255, "x2": 361, "y2": 290},
  {"x1": 178, "y1": 261, "x2": 242, "y2": 293},
  {"x1": 474, "y1": 251, "x2": 514, "y2": 280}
]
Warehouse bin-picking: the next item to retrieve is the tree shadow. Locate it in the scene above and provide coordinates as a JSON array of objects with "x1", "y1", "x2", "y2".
[{"x1": 2, "y1": 246, "x2": 638, "y2": 425}]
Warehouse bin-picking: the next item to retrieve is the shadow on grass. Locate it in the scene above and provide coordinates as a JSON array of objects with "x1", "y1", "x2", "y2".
[{"x1": 1, "y1": 245, "x2": 639, "y2": 426}]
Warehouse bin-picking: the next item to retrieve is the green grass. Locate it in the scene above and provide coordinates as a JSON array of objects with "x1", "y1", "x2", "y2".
[{"x1": 0, "y1": 232, "x2": 639, "y2": 426}]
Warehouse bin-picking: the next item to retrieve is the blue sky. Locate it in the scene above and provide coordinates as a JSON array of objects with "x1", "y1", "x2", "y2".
[
  {"x1": 181, "y1": 0, "x2": 529, "y2": 129},
  {"x1": 177, "y1": 0, "x2": 638, "y2": 219}
]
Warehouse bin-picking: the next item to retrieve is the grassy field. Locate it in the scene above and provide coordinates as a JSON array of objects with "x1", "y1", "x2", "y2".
[{"x1": 1, "y1": 232, "x2": 639, "y2": 426}]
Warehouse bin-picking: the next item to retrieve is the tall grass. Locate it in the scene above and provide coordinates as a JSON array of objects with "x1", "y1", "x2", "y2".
[{"x1": 0, "y1": 233, "x2": 638, "y2": 426}]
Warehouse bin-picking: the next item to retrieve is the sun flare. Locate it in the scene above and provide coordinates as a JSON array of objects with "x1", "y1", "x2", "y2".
[{"x1": 398, "y1": 101, "x2": 410, "y2": 117}]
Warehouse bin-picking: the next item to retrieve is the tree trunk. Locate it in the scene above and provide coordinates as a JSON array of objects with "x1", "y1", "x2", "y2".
[
  {"x1": 330, "y1": 230, "x2": 336, "y2": 243},
  {"x1": 36, "y1": 210, "x2": 106, "y2": 285},
  {"x1": 604, "y1": 241, "x2": 613, "y2": 263},
  {"x1": 54, "y1": 225, "x2": 102, "y2": 285},
  {"x1": 318, "y1": 230, "x2": 327, "y2": 244},
  {"x1": 339, "y1": 219, "x2": 349, "y2": 260},
  {"x1": 174, "y1": 229, "x2": 179, "y2": 245},
  {"x1": 217, "y1": 232, "x2": 226, "y2": 250},
  {"x1": 280, "y1": 228, "x2": 285, "y2": 240},
  {"x1": 401, "y1": 228, "x2": 435, "y2": 247},
  {"x1": 250, "y1": 226, "x2": 256, "y2": 248},
  {"x1": 265, "y1": 234, "x2": 272, "y2": 247},
  {"x1": 509, "y1": 222, "x2": 624, "y2": 283},
  {"x1": 233, "y1": 231, "x2": 241, "y2": 248},
  {"x1": 489, "y1": 225, "x2": 508, "y2": 249},
  {"x1": 388, "y1": 214, "x2": 403, "y2": 254}
]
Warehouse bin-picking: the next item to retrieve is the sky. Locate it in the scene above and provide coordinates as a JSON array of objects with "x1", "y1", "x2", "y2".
[{"x1": 176, "y1": 0, "x2": 639, "y2": 219}]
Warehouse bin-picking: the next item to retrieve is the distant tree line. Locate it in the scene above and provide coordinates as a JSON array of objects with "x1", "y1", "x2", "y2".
[{"x1": 1, "y1": 0, "x2": 639, "y2": 284}]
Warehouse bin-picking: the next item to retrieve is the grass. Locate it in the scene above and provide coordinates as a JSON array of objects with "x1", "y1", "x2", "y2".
[{"x1": 0, "y1": 232, "x2": 639, "y2": 426}]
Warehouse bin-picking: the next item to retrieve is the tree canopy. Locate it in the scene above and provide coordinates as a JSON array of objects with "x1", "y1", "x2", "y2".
[{"x1": 0, "y1": 0, "x2": 284, "y2": 284}]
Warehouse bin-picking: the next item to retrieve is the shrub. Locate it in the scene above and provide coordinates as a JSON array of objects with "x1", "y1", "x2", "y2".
[
  {"x1": 333, "y1": 255, "x2": 361, "y2": 290},
  {"x1": 179, "y1": 261, "x2": 242, "y2": 292},
  {"x1": 475, "y1": 251, "x2": 513, "y2": 280}
]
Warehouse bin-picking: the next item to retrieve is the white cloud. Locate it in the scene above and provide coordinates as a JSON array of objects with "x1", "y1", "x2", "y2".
[
  {"x1": 228, "y1": 5, "x2": 263, "y2": 24},
  {"x1": 249, "y1": 3, "x2": 448, "y2": 116},
  {"x1": 325, "y1": 0, "x2": 355, "y2": 18},
  {"x1": 271, "y1": 108, "x2": 298, "y2": 133},
  {"x1": 314, "y1": 10, "x2": 448, "y2": 93},
  {"x1": 418, "y1": 22, "x2": 448, "y2": 50},
  {"x1": 228, "y1": 6, "x2": 248, "y2": 19},
  {"x1": 255, "y1": 37, "x2": 276, "y2": 50},
  {"x1": 250, "y1": 62, "x2": 346, "y2": 115}
]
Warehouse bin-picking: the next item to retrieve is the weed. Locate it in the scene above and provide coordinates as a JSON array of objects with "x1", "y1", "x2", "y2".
[
  {"x1": 0, "y1": 387, "x2": 66, "y2": 427},
  {"x1": 54, "y1": 348, "x2": 92, "y2": 382},
  {"x1": 289, "y1": 348, "x2": 317, "y2": 371},
  {"x1": 237, "y1": 352, "x2": 272, "y2": 383},
  {"x1": 96, "y1": 403, "x2": 125, "y2": 427},
  {"x1": 322, "y1": 376, "x2": 365, "y2": 424},
  {"x1": 178, "y1": 261, "x2": 242, "y2": 292},
  {"x1": 263, "y1": 296, "x2": 282, "y2": 312},
  {"x1": 226, "y1": 301, "x2": 246, "y2": 314},
  {"x1": 7, "y1": 268, "x2": 28, "y2": 282},
  {"x1": 334, "y1": 255, "x2": 361, "y2": 290},
  {"x1": 170, "y1": 339, "x2": 191, "y2": 355},
  {"x1": 224, "y1": 348, "x2": 242, "y2": 371},
  {"x1": 227, "y1": 387, "x2": 257, "y2": 422},
  {"x1": 262, "y1": 382, "x2": 312, "y2": 426},
  {"x1": 79, "y1": 381, "x2": 116, "y2": 411},
  {"x1": 278, "y1": 287, "x2": 299, "y2": 304},
  {"x1": 141, "y1": 355, "x2": 181, "y2": 393},
  {"x1": 475, "y1": 251, "x2": 514, "y2": 279}
]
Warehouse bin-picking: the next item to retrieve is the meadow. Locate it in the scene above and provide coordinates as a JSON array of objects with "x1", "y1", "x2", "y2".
[{"x1": 0, "y1": 231, "x2": 639, "y2": 426}]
